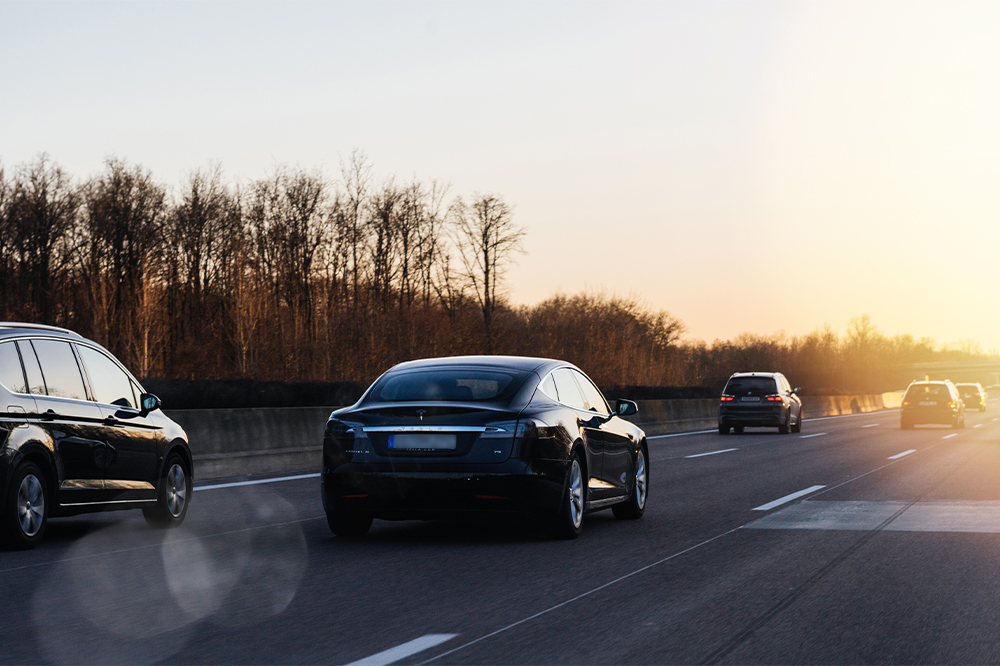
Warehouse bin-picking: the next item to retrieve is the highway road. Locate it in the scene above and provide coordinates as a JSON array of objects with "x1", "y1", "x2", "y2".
[{"x1": 3, "y1": 401, "x2": 1000, "y2": 664}]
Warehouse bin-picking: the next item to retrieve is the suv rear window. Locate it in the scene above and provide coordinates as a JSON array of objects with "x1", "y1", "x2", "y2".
[
  {"x1": 905, "y1": 384, "x2": 950, "y2": 401},
  {"x1": 724, "y1": 376, "x2": 777, "y2": 396},
  {"x1": 373, "y1": 369, "x2": 527, "y2": 402}
]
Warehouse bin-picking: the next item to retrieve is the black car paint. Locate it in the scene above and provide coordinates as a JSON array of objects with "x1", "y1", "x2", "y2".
[
  {"x1": 0, "y1": 328, "x2": 191, "y2": 525},
  {"x1": 321, "y1": 356, "x2": 646, "y2": 523}
]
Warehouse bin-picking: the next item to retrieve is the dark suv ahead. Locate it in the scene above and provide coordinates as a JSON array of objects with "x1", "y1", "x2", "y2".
[
  {"x1": 0, "y1": 323, "x2": 192, "y2": 549},
  {"x1": 901, "y1": 380, "x2": 965, "y2": 429},
  {"x1": 719, "y1": 372, "x2": 803, "y2": 434},
  {"x1": 955, "y1": 383, "x2": 987, "y2": 412}
]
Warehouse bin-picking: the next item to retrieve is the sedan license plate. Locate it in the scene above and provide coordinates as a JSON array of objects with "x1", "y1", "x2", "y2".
[
  {"x1": 919, "y1": 401, "x2": 937, "y2": 406},
  {"x1": 740, "y1": 396, "x2": 761, "y2": 402},
  {"x1": 388, "y1": 433, "x2": 457, "y2": 451}
]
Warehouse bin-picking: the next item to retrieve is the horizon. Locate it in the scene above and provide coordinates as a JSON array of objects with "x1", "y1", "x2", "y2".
[{"x1": 3, "y1": 0, "x2": 997, "y2": 352}]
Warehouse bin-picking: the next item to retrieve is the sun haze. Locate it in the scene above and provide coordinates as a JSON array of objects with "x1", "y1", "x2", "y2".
[{"x1": 2, "y1": 1, "x2": 997, "y2": 350}]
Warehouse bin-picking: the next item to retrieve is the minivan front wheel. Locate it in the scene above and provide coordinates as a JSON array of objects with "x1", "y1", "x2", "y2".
[
  {"x1": 2, "y1": 462, "x2": 48, "y2": 550},
  {"x1": 144, "y1": 454, "x2": 191, "y2": 528}
]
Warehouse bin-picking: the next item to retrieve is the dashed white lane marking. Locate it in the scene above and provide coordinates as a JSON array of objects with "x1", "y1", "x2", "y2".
[
  {"x1": 648, "y1": 429, "x2": 717, "y2": 439},
  {"x1": 346, "y1": 634, "x2": 459, "y2": 666},
  {"x1": 799, "y1": 433, "x2": 827, "y2": 439},
  {"x1": 862, "y1": 423, "x2": 880, "y2": 428},
  {"x1": 195, "y1": 472, "x2": 320, "y2": 491},
  {"x1": 974, "y1": 424, "x2": 982, "y2": 428},
  {"x1": 888, "y1": 449, "x2": 917, "y2": 460},
  {"x1": 752, "y1": 485, "x2": 827, "y2": 512},
  {"x1": 943, "y1": 434, "x2": 958, "y2": 440},
  {"x1": 994, "y1": 418, "x2": 998, "y2": 422},
  {"x1": 684, "y1": 448, "x2": 738, "y2": 459}
]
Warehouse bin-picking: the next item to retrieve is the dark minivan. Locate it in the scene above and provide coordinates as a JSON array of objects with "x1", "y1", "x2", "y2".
[{"x1": 0, "y1": 323, "x2": 192, "y2": 549}]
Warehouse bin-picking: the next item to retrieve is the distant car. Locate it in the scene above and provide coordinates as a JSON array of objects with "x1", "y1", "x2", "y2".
[
  {"x1": 321, "y1": 356, "x2": 647, "y2": 539},
  {"x1": 0, "y1": 323, "x2": 191, "y2": 550},
  {"x1": 718, "y1": 372, "x2": 803, "y2": 435},
  {"x1": 900, "y1": 380, "x2": 965, "y2": 429},
  {"x1": 955, "y1": 382, "x2": 987, "y2": 412}
]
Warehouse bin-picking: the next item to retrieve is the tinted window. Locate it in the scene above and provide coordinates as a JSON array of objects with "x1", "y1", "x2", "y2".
[
  {"x1": 905, "y1": 384, "x2": 950, "y2": 401},
  {"x1": 573, "y1": 370, "x2": 610, "y2": 415},
  {"x1": 539, "y1": 373, "x2": 558, "y2": 401},
  {"x1": 0, "y1": 342, "x2": 27, "y2": 394},
  {"x1": 552, "y1": 368, "x2": 587, "y2": 411},
  {"x1": 78, "y1": 346, "x2": 136, "y2": 408},
  {"x1": 31, "y1": 339, "x2": 88, "y2": 401},
  {"x1": 724, "y1": 376, "x2": 778, "y2": 396},
  {"x1": 17, "y1": 341, "x2": 46, "y2": 395},
  {"x1": 374, "y1": 369, "x2": 526, "y2": 402}
]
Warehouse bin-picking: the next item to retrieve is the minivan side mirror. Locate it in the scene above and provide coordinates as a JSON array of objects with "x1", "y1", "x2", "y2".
[
  {"x1": 615, "y1": 399, "x2": 638, "y2": 417},
  {"x1": 139, "y1": 393, "x2": 162, "y2": 416}
]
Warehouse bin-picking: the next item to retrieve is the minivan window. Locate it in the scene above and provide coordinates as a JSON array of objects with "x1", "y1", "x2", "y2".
[
  {"x1": 31, "y1": 339, "x2": 88, "y2": 401},
  {"x1": 0, "y1": 342, "x2": 27, "y2": 394},
  {"x1": 78, "y1": 345, "x2": 136, "y2": 408},
  {"x1": 724, "y1": 376, "x2": 778, "y2": 396},
  {"x1": 16, "y1": 340, "x2": 46, "y2": 395}
]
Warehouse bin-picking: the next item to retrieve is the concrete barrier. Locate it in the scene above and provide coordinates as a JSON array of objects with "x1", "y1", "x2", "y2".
[{"x1": 172, "y1": 394, "x2": 901, "y2": 479}]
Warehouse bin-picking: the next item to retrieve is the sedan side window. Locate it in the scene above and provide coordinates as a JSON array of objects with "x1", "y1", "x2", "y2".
[
  {"x1": 77, "y1": 345, "x2": 136, "y2": 408},
  {"x1": 0, "y1": 342, "x2": 28, "y2": 394},
  {"x1": 31, "y1": 339, "x2": 88, "y2": 401},
  {"x1": 539, "y1": 373, "x2": 559, "y2": 401},
  {"x1": 572, "y1": 370, "x2": 611, "y2": 415},
  {"x1": 552, "y1": 368, "x2": 588, "y2": 411}
]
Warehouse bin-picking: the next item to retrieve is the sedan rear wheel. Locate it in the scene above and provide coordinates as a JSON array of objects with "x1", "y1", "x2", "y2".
[
  {"x1": 613, "y1": 447, "x2": 647, "y2": 520},
  {"x1": 326, "y1": 511, "x2": 373, "y2": 538},
  {"x1": 548, "y1": 454, "x2": 584, "y2": 539},
  {"x1": 2, "y1": 462, "x2": 48, "y2": 550}
]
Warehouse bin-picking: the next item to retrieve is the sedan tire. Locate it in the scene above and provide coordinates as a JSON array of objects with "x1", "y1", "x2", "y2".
[
  {"x1": 547, "y1": 453, "x2": 584, "y2": 540},
  {"x1": 613, "y1": 447, "x2": 647, "y2": 520},
  {"x1": 326, "y1": 511, "x2": 373, "y2": 538},
  {"x1": 1, "y1": 462, "x2": 48, "y2": 550}
]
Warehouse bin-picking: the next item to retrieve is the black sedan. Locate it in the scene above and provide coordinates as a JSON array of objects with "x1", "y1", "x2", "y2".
[{"x1": 321, "y1": 356, "x2": 647, "y2": 539}]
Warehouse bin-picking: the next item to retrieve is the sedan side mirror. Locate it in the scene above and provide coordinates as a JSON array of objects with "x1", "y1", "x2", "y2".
[
  {"x1": 615, "y1": 399, "x2": 638, "y2": 417},
  {"x1": 139, "y1": 393, "x2": 162, "y2": 416}
]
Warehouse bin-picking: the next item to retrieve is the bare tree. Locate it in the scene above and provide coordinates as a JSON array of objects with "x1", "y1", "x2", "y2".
[
  {"x1": 341, "y1": 150, "x2": 372, "y2": 307},
  {"x1": 450, "y1": 193, "x2": 525, "y2": 352},
  {"x1": 7, "y1": 154, "x2": 80, "y2": 323}
]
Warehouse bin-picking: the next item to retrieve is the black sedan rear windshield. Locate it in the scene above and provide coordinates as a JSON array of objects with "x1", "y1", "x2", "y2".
[
  {"x1": 724, "y1": 377, "x2": 777, "y2": 396},
  {"x1": 372, "y1": 369, "x2": 528, "y2": 402}
]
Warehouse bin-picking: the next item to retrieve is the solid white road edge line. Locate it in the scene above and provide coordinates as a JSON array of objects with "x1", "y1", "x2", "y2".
[
  {"x1": 345, "y1": 634, "x2": 459, "y2": 666},
  {"x1": 648, "y1": 429, "x2": 717, "y2": 439},
  {"x1": 888, "y1": 449, "x2": 917, "y2": 460},
  {"x1": 862, "y1": 423, "x2": 880, "y2": 428},
  {"x1": 195, "y1": 472, "x2": 320, "y2": 491},
  {"x1": 752, "y1": 485, "x2": 827, "y2": 511},
  {"x1": 684, "y1": 448, "x2": 738, "y2": 459},
  {"x1": 799, "y1": 433, "x2": 827, "y2": 439}
]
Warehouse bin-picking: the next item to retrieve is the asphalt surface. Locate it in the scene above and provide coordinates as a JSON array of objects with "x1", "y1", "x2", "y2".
[{"x1": 3, "y1": 401, "x2": 1000, "y2": 664}]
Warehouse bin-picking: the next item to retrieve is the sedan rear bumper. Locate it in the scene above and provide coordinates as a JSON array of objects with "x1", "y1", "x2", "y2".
[{"x1": 322, "y1": 458, "x2": 568, "y2": 520}]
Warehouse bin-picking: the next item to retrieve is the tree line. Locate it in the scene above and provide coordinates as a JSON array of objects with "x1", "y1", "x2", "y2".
[{"x1": 1, "y1": 153, "x2": 994, "y2": 396}]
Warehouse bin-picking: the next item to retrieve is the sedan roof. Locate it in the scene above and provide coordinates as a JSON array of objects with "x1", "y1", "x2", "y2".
[{"x1": 386, "y1": 355, "x2": 564, "y2": 375}]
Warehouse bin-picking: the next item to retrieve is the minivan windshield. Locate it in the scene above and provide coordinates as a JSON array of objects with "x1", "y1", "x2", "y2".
[
  {"x1": 724, "y1": 376, "x2": 778, "y2": 396},
  {"x1": 372, "y1": 368, "x2": 529, "y2": 402}
]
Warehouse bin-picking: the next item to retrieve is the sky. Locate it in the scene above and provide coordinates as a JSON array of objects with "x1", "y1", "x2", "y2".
[{"x1": 2, "y1": 0, "x2": 998, "y2": 352}]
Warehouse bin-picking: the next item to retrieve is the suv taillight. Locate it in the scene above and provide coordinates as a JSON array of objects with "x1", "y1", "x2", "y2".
[{"x1": 766, "y1": 394, "x2": 783, "y2": 402}]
